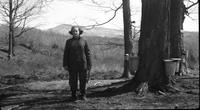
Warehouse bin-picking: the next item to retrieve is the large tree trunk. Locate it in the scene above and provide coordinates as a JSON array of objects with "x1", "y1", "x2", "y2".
[
  {"x1": 133, "y1": 0, "x2": 172, "y2": 91},
  {"x1": 170, "y1": 0, "x2": 183, "y2": 58},
  {"x1": 122, "y1": 0, "x2": 133, "y2": 78},
  {"x1": 170, "y1": 0, "x2": 189, "y2": 75}
]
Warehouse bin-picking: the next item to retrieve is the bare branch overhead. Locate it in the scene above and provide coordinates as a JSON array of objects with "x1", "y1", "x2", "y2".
[
  {"x1": 186, "y1": 0, "x2": 199, "y2": 10},
  {"x1": 0, "y1": 0, "x2": 53, "y2": 38},
  {"x1": 82, "y1": 2, "x2": 123, "y2": 29}
]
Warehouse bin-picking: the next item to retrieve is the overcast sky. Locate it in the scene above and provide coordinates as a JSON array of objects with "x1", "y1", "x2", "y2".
[{"x1": 17, "y1": 0, "x2": 200, "y2": 32}]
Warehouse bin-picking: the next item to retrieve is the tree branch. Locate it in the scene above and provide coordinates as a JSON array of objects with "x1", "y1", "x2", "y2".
[
  {"x1": 0, "y1": 0, "x2": 53, "y2": 39},
  {"x1": 83, "y1": 3, "x2": 123, "y2": 29},
  {"x1": 186, "y1": 0, "x2": 199, "y2": 10}
]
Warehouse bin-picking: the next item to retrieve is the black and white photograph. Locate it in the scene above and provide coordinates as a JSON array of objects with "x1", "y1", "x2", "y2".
[{"x1": 0, "y1": 0, "x2": 199, "y2": 109}]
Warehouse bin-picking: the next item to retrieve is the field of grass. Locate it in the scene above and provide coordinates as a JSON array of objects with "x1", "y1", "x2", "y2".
[
  {"x1": 183, "y1": 31, "x2": 199, "y2": 69},
  {"x1": 0, "y1": 27, "x2": 199, "y2": 83},
  {"x1": 0, "y1": 28, "x2": 125, "y2": 82}
]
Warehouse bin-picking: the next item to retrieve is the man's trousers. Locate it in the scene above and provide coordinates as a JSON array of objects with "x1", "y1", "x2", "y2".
[{"x1": 69, "y1": 70, "x2": 87, "y2": 96}]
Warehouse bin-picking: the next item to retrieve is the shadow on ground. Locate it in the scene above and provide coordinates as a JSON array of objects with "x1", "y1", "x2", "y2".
[
  {"x1": 87, "y1": 79, "x2": 137, "y2": 98},
  {"x1": 0, "y1": 75, "x2": 199, "y2": 109},
  {"x1": 0, "y1": 79, "x2": 134, "y2": 107}
]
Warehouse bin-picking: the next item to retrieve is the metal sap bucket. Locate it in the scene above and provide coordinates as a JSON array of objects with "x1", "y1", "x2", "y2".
[
  {"x1": 163, "y1": 59, "x2": 177, "y2": 76},
  {"x1": 129, "y1": 56, "x2": 139, "y2": 75},
  {"x1": 171, "y1": 58, "x2": 182, "y2": 73}
]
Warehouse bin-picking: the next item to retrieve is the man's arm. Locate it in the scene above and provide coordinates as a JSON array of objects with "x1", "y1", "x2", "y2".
[
  {"x1": 85, "y1": 40, "x2": 92, "y2": 83},
  {"x1": 63, "y1": 40, "x2": 70, "y2": 70},
  {"x1": 84, "y1": 40, "x2": 92, "y2": 70}
]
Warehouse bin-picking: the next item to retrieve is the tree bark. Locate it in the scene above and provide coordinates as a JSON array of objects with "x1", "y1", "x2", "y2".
[
  {"x1": 170, "y1": 0, "x2": 183, "y2": 58},
  {"x1": 134, "y1": 0, "x2": 172, "y2": 91},
  {"x1": 170, "y1": 0, "x2": 189, "y2": 75},
  {"x1": 122, "y1": 0, "x2": 133, "y2": 78}
]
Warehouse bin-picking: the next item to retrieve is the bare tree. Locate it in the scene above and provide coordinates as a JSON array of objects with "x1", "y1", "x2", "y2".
[
  {"x1": 84, "y1": 0, "x2": 136, "y2": 78},
  {"x1": 121, "y1": 0, "x2": 133, "y2": 78},
  {"x1": 0, "y1": 0, "x2": 52, "y2": 59},
  {"x1": 87, "y1": 0, "x2": 141, "y2": 79}
]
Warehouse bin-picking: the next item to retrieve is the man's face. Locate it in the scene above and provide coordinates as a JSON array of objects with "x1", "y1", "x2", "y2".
[{"x1": 72, "y1": 27, "x2": 80, "y2": 37}]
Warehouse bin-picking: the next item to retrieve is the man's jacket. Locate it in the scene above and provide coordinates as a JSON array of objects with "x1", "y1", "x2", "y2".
[{"x1": 63, "y1": 37, "x2": 92, "y2": 71}]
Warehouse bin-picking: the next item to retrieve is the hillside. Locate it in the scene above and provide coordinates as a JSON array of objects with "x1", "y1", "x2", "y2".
[
  {"x1": 0, "y1": 25, "x2": 199, "y2": 73},
  {"x1": 183, "y1": 31, "x2": 199, "y2": 68},
  {"x1": 47, "y1": 24, "x2": 123, "y2": 38},
  {"x1": 0, "y1": 25, "x2": 124, "y2": 81}
]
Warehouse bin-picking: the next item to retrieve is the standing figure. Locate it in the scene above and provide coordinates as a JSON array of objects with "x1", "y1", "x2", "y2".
[{"x1": 63, "y1": 26, "x2": 92, "y2": 101}]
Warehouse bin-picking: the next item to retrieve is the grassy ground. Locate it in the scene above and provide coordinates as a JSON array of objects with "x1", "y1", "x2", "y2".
[
  {"x1": 0, "y1": 28, "x2": 126, "y2": 81},
  {"x1": 0, "y1": 29, "x2": 198, "y2": 81}
]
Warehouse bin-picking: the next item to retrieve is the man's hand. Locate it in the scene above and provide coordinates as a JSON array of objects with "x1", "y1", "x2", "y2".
[
  {"x1": 86, "y1": 69, "x2": 91, "y2": 83},
  {"x1": 64, "y1": 66, "x2": 68, "y2": 71}
]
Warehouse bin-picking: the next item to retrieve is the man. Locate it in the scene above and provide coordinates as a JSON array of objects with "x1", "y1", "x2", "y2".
[{"x1": 63, "y1": 26, "x2": 92, "y2": 101}]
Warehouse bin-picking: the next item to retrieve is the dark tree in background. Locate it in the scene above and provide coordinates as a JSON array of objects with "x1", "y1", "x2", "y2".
[
  {"x1": 133, "y1": 0, "x2": 172, "y2": 92},
  {"x1": 121, "y1": 0, "x2": 133, "y2": 78}
]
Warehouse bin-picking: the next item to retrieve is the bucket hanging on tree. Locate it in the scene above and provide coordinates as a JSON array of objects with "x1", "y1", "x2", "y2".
[
  {"x1": 163, "y1": 59, "x2": 177, "y2": 76},
  {"x1": 129, "y1": 56, "x2": 139, "y2": 75},
  {"x1": 171, "y1": 58, "x2": 182, "y2": 75}
]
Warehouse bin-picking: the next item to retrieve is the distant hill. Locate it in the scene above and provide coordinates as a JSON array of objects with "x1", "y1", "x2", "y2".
[{"x1": 47, "y1": 24, "x2": 124, "y2": 38}]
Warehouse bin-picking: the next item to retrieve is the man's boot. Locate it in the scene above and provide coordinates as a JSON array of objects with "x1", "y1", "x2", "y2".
[
  {"x1": 80, "y1": 94, "x2": 87, "y2": 101},
  {"x1": 70, "y1": 91, "x2": 77, "y2": 101}
]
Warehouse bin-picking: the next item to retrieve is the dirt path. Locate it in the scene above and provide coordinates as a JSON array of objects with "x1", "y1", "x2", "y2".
[
  {"x1": 0, "y1": 76, "x2": 199, "y2": 109},
  {"x1": 0, "y1": 79, "x2": 128, "y2": 109}
]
